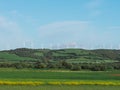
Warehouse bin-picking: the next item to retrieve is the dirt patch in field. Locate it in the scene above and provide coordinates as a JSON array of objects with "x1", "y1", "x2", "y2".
[{"x1": 111, "y1": 74, "x2": 120, "y2": 76}]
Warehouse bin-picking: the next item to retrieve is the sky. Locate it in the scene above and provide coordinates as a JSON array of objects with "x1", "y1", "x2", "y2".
[{"x1": 0, "y1": 0, "x2": 120, "y2": 50}]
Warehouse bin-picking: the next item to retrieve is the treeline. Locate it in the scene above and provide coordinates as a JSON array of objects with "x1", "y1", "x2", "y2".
[{"x1": 0, "y1": 61, "x2": 120, "y2": 71}]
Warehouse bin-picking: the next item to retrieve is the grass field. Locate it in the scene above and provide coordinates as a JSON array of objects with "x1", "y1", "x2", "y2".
[
  {"x1": 0, "y1": 68, "x2": 119, "y2": 81},
  {"x1": 0, "y1": 68, "x2": 119, "y2": 90},
  {"x1": 0, "y1": 52, "x2": 35, "y2": 61},
  {"x1": 0, "y1": 85, "x2": 119, "y2": 90}
]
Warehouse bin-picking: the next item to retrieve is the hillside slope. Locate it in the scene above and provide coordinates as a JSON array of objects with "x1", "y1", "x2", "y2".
[{"x1": 0, "y1": 48, "x2": 120, "y2": 63}]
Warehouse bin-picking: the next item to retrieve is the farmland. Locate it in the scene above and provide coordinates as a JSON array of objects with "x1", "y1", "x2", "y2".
[
  {"x1": 0, "y1": 48, "x2": 120, "y2": 71},
  {"x1": 0, "y1": 85, "x2": 120, "y2": 90},
  {"x1": 1, "y1": 48, "x2": 120, "y2": 63},
  {"x1": 0, "y1": 69, "x2": 119, "y2": 90},
  {"x1": 0, "y1": 48, "x2": 120, "y2": 89},
  {"x1": 0, "y1": 68, "x2": 119, "y2": 83},
  {"x1": 0, "y1": 68, "x2": 119, "y2": 81}
]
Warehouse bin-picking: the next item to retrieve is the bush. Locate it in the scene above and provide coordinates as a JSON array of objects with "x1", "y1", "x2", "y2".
[
  {"x1": 71, "y1": 65, "x2": 81, "y2": 71},
  {"x1": 34, "y1": 62, "x2": 47, "y2": 69}
]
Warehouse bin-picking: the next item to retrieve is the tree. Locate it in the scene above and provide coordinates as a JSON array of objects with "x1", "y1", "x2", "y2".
[{"x1": 71, "y1": 65, "x2": 81, "y2": 71}]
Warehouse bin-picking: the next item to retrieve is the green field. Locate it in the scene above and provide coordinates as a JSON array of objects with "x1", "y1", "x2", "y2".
[
  {"x1": 0, "y1": 69, "x2": 119, "y2": 90},
  {"x1": 0, "y1": 68, "x2": 119, "y2": 81},
  {"x1": 0, "y1": 48, "x2": 120, "y2": 89},
  {"x1": 1, "y1": 48, "x2": 120, "y2": 63},
  {"x1": 0, "y1": 48, "x2": 120, "y2": 71},
  {"x1": 0, "y1": 52, "x2": 35, "y2": 61},
  {"x1": 0, "y1": 85, "x2": 119, "y2": 90}
]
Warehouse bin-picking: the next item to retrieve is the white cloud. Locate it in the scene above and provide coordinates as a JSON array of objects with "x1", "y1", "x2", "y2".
[
  {"x1": 38, "y1": 21, "x2": 99, "y2": 46},
  {"x1": 39, "y1": 21, "x2": 90, "y2": 38},
  {"x1": 37, "y1": 21, "x2": 120, "y2": 49},
  {"x1": 0, "y1": 16, "x2": 20, "y2": 32},
  {"x1": 85, "y1": 0, "x2": 102, "y2": 17},
  {"x1": 0, "y1": 16, "x2": 29, "y2": 50}
]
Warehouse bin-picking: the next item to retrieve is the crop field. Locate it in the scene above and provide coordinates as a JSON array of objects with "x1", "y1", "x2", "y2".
[
  {"x1": 0, "y1": 52, "x2": 35, "y2": 61},
  {"x1": 0, "y1": 85, "x2": 120, "y2": 90},
  {"x1": 0, "y1": 68, "x2": 119, "y2": 81},
  {"x1": 0, "y1": 68, "x2": 119, "y2": 90}
]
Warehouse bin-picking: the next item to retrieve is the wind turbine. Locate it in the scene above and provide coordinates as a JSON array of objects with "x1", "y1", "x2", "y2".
[
  {"x1": 23, "y1": 41, "x2": 26, "y2": 48},
  {"x1": 30, "y1": 41, "x2": 34, "y2": 48},
  {"x1": 56, "y1": 43, "x2": 60, "y2": 49},
  {"x1": 49, "y1": 43, "x2": 53, "y2": 49},
  {"x1": 41, "y1": 44, "x2": 44, "y2": 49},
  {"x1": 110, "y1": 44, "x2": 113, "y2": 49},
  {"x1": 102, "y1": 43, "x2": 105, "y2": 49}
]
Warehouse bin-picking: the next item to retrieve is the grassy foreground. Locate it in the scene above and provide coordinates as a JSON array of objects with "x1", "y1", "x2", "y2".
[
  {"x1": 0, "y1": 85, "x2": 119, "y2": 90},
  {"x1": 0, "y1": 68, "x2": 119, "y2": 90},
  {"x1": 0, "y1": 68, "x2": 119, "y2": 81}
]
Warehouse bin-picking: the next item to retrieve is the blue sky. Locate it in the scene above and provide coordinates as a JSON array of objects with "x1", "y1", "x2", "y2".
[{"x1": 0, "y1": 0, "x2": 120, "y2": 50}]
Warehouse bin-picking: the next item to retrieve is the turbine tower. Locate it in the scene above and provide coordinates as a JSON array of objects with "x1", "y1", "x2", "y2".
[
  {"x1": 30, "y1": 41, "x2": 34, "y2": 48},
  {"x1": 110, "y1": 44, "x2": 113, "y2": 49},
  {"x1": 49, "y1": 43, "x2": 53, "y2": 49},
  {"x1": 102, "y1": 44, "x2": 105, "y2": 49},
  {"x1": 56, "y1": 43, "x2": 60, "y2": 49},
  {"x1": 41, "y1": 44, "x2": 44, "y2": 49},
  {"x1": 23, "y1": 41, "x2": 26, "y2": 48}
]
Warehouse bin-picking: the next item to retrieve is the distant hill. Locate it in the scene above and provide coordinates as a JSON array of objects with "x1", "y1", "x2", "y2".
[{"x1": 0, "y1": 48, "x2": 120, "y2": 63}]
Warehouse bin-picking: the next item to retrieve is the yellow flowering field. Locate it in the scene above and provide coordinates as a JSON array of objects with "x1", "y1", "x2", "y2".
[{"x1": 0, "y1": 81, "x2": 119, "y2": 86}]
